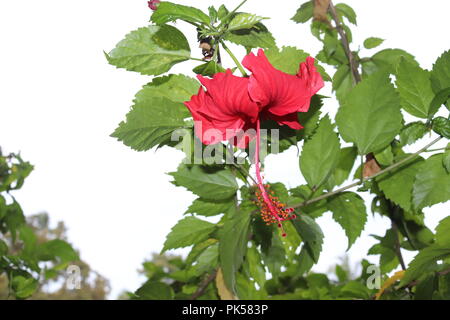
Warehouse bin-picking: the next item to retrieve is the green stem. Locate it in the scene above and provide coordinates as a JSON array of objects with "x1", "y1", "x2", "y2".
[
  {"x1": 220, "y1": 41, "x2": 248, "y2": 76},
  {"x1": 190, "y1": 57, "x2": 205, "y2": 62},
  {"x1": 293, "y1": 136, "x2": 443, "y2": 209}
]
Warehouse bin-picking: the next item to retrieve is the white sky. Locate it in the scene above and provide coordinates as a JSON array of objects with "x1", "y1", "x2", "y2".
[{"x1": 0, "y1": 0, "x2": 449, "y2": 298}]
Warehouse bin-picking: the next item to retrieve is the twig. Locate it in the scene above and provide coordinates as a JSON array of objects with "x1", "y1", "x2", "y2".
[
  {"x1": 328, "y1": 1, "x2": 361, "y2": 84},
  {"x1": 293, "y1": 136, "x2": 443, "y2": 208},
  {"x1": 190, "y1": 269, "x2": 218, "y2": 300}
]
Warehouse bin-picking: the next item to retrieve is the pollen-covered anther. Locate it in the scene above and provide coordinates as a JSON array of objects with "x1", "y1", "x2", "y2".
[{"x1": 254, "y1": 184, "x2": 298, "y2": 231}]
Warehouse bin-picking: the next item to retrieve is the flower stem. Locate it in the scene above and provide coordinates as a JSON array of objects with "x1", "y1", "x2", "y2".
[
  {"x1": 220, "y1": 41, "x2": 248, "y2": 77},
  {"x1": 292, "y1": 136, "x2": 443, "y2": 209},
  {"x1": 254, "y1": 118, "x2": 283, "y2": 224}
]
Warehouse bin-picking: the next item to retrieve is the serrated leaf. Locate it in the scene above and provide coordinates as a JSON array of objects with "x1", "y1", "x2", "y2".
[
  {"x1": 365, "y1": 49, "x2": 418, "y2": 76},
  {"x1": 224, "y1": 22, "x2": 276, "y2": 49},
  {"x1": 150, "y1": 2, "x2": 210, "y2": 25},
  {"x1": 244, "y1": 245, "x2": 266, "y2": 287},
  {"x1": 328, "y1": 147, "x2": 357, "y2": 188},
  {"x1": 336, "y1": 71, "x2": 402, "y2": 155},
  {"x1": 413, "y1": 153, "x2": 450, "y2": 210},
  {"x1": 396, "y1": 57, "x2": 434, "y2": 118},
  {"x1": 291, "y1": 1, "x2": 314, "y2": 23},
  {"x1": 185, "y1": 198, "x2": 233, "y2": 217},
  {"x1": 431, "y1": 50, "x2": 450, "y2": 94},
  {"x1": 265, "y1": 46, "x2": 330, "y2": 81},
  {"x1": 374, "y1": 145, "x2": 394, "y2": 166},
  {"x1": 170, "y1": 165, "x2": 238, "y2": 200},
  {"x1": 430, "y1": 87, "x2": 450, "y2": 115},
  {"x1": 400, "y1": 245, "x2": 450, "y2": 286},
  {"x1": 332, "y1": 64, "x2": 353, "y2": 102},
  {"x1": 364, "y1": 37, "x2": 384, "y2": 49},
  {"x1": 111, "y1": 97, "x2": 188, "y2": 151},
  {"x1": 399, "y1": 122, "x2": 428, "y2": 146},
  {"x1": 327, "y1": 192, "x2": 367, "y2": 249},
  {"x1": 300, "y1": 115, "x2": 340, "y2": 189},
  {"x1": 228, "y1": 13, "x2": 266, "y2": 32},
  {"x1": 186, "y1": 238, "x2": 218, "y2": 266},
  {"x1": 436, "y1": 216, "x2": 450, "y2": 246},
  {"x1": 377, "y1": 155, "x2": 424, "y2": 212},
  {"x1": 162, "y1": 217, "x2": 216, "y2": 252},
  {"x1": 219, "y1": 206, "x2": 252, "y2": 294},
  {"x1": 291, "y1": 215, "x2": 324, "y2": 263},
  {"x1": 335, "y1": 3, "x2": 357, "y2": 25},
  {"x1": 106, "y1": 25, "x2": 190, "y2": 76}
]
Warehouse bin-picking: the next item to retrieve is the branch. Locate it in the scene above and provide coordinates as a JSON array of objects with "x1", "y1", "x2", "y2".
[
  {"x1": 190, "y1": 269, "x2": 217, "y2": 300},
  {"x1": 328, "y1": 1, "x2": 361, "y2": 84},
  {"x1": 293, "y1": 136, "x2": 443, "y2": 209}
]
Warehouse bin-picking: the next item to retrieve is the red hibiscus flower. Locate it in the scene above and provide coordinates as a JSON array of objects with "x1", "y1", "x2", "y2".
[
  {"x1": 243, "y1": 49, "x2": 324, "y2": 130},
  {"x1": 184, "y1": 70, "x2": 259, "y2": 148},
  {"x1": 184, "y1": 50, "x2": 324, "y2": 235}
]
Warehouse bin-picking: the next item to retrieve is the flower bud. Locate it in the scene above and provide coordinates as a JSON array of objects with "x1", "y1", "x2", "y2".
[{"x1": 147, "y1": 0, "x2": 160, "y2": 11}]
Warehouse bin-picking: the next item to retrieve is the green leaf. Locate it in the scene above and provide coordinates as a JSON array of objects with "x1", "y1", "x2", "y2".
[
  {"x1": 374, "y1": 145, "x2": 394, "y2": 166},
  {"x1": 170, "y1": 165, "x2": 238, "y2": 200},
  {"x1": 193, "y1": 61, "x2": 226, "y2": 77},
  {"x1": 208, "y1": 6, "x2": 218, "y2": 24},
  {"x1": 436, "y1": 216, "x2": 450, "y2": 246},
  {"x1": 227, "y1": 13, "x2": 266, "y2": 32},
  {"x1": 300, "y1": 115, "x2": 341, "y2": 189},
  {"x1": 106, "y1": 25, "x2": 190, "y2": 76},
  {"x1": 413, "y1": 153, "x2": 450, "y2": 210},
  {"x1": 193, "y1": 243, "x2": 219, "y2": 275},
  {"x1": 377, "y1": 155, "x2": 424, "y2": 212},
  {"x1": 341, "y1": 281, "x2": 371, "y2": 299},
  {"x1": 162, "y1": 217, "x2": 216, "y2": 252},
  {"x1": 291, "y1": 1, "x2": 314, "y2": 24},
  {"x1": 297, "y1": 95, "x2": 324, "y2": 140},
  {"x1": 111, "y1": 97, "x2": 188, "y2": 151},
  {"x1": 219, "y1": 206, "x2": 252, "y2": 293},
  {"x1": 39, "y1": 239, "x2": 79, "y2": 263},
  {"x1": 244, "y1": 245, "x2": 266, "y2": 287},
  {"x1": 291, "y1": 215, "x2": 324, "y2": 263},
  {"x1": 327, "y1": 192, "x2": 367, "y2": 249},
  {"x1": 0, "y1": 194, "x2": 6, "y2": 220},
  {"x1": 328, "y1": 147, "x2": 358, "y2": 188},
  {"x1": 264, "y1": 46, "x2": 330, "y2": 81},
  {"x1": 336, "y1": 71, "x2": 402, "y2": 154},
  {"x1": 332, "y1": 64, "x2": 353, "y2": 102},
  {"x1": 138, "y1": 74, "x2": 200, "y2": 104},
  {"x1": 364, "y1": 37, "x2": 384, "y2": 49},
  {"x1": 414, "y1": 273, "x2": 438, "y2": 300},
  {"x1": 335, "y1": 3, "x2": 357, "y2": 25},
  {"x1": 186, "y1": 238, "x2": 218, "y2": 266},
  {"x1": 185, "y1": 198, "x2": 233, "y2": 217},
  {"x1": 111, "y1": 74, "x2": 198, "y2": 151},
  {"x1": 150, "y1": 2, "x2": 210, "y2": 25},
  {"x1": 432, "y1": 117, "x2": 450, "y2": 139},
  {"x1": 430, "y1": 87, "x2": 450, "y2": 114},
  {"x1": 11, "y1": 276, "x2": 39, "y2": 299},
  {"x1": 135, "y1": 281, "x2": 175, "y2": 300},
  {"x1": 431, "y1": 50, "x2": 450, "y2": 94},
  {"x1": 399, "y1": 122, "x2": 428, "y2": 146},
  {"x1": 395, "y1": 58, "x2": 434, "y2": 118},
  {"x1": 400, "y1": 244, "x2": 450, "y2": 286},
  {"x1": 217, "y1": 5, "x2": 229, "y2": 21},
  {"x1": 443, "y1": 146, "x2": 450, "y2": 173},
  {"x1": 364, "y1": 49, "x2": 417, "y2": 76},
  {"x1": 224, "y1": 22, "x2": 276, "y2": 49}
]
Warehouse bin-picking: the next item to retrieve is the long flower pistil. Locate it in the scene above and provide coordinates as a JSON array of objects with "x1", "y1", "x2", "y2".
[{"x1": 253, "y1": 118, "x2": 297, "y2": 237}]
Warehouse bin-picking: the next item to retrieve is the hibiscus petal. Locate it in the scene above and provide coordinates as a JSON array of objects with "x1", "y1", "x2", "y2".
[
  {"x1": 243, "y1": 49, "x2": 324, "y2": 118},
  {"x1": 265, "y1": 111, "x2": 303, "y2": 130},
  {"x1": 197, "y1": 70, "x2": 259, "y2": 123}
]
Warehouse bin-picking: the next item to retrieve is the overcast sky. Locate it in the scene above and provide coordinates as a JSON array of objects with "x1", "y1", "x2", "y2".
[{"x1": 0, "y1": 0, "x2": 449, "y2": 298}]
